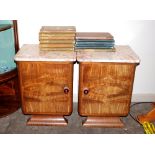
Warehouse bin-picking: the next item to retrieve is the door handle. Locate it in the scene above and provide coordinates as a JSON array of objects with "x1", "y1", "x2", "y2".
[
  {"x1": 83, "y1": 88, "x2": 89, "y2": 95},
  {"x1": 64, "y1": 86, "x2": 69, "y2": 94}
]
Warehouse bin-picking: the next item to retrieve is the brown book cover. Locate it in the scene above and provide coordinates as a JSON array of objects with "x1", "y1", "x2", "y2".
[
  {"x1": 40, "y1": 26, "x2": 76, "y2": 34},
  {"x1": 76, "y1": 32, "x2": 114, "y2": 40},
  {"x1": 39, "y1": 36, "x2": 75, "y2": 40},
  {"x1": 40, "y1": 40, "x2": 75, "y2": 44},
  {"x1": 39, "y1": 44, "x2": 74, "y2": 48}
]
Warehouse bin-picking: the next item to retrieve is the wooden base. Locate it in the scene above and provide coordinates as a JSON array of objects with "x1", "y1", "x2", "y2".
[
  {"x1": 83, "y1": 116, "x2": 124, "y2": 128},
  {"x1": 137, "y1": 103, "x2": 155, "y2": 123},
  {"x1": 27, "y1": 115, "x2": 68, "y2": 126}
]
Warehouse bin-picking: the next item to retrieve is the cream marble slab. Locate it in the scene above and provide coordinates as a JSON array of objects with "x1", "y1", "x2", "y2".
[
  {"x1": 14, "y1": 44, "x2": 76, "y2": 62},
  {"x1": 76, "y1": 45, "x2": 140, "y2": 63}
]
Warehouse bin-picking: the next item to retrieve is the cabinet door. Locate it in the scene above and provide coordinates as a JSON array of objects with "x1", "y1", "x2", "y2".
[
  {"x1": 18, "y1": 62, "x2": 73, "y2": 115},
  {"x1": 79, "y1": 62, "x2": 136, "y2": 116}
]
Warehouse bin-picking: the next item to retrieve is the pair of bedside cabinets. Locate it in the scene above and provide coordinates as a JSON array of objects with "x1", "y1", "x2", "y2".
[{"x1": 14, "y1": 44, "x2": 140, "y2": 128}]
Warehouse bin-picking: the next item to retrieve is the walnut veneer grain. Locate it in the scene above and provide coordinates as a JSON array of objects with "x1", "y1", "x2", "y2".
[{"x1": 17, "y1": 61, "x2": 73, "y2": 116}]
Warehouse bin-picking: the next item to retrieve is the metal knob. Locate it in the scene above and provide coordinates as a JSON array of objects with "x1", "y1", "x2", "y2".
[
  {"x1": 83, "y1": 88, "x2": 89, "y2": 95},
  {"x1": 64, "y1": 87, "x2": 69, "y2": 94}
]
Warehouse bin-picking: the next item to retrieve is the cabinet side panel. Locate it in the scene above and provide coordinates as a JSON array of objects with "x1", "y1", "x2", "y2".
[
  {"x1": 18, "y1": 62, "x2": 73, "y2": 115},
  {"x1": 17, "y1": 62, "x2": 26, "y2": 114},
  {"x1": 79, "y1": 62, "x2": 136, "y2": 116}
]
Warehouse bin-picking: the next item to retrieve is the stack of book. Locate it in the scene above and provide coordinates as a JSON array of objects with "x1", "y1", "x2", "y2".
[
  {"x1": 39, "y1": 26, "x2": 76, "y2": 52},
  {"x1": 75, "y1": 32, "x2": 115, "y2": 50}
]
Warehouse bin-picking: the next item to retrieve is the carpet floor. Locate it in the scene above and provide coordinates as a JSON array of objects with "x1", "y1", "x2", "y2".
[{"x1": 0, "y1": 102, "x2": 154, "y2": 134}]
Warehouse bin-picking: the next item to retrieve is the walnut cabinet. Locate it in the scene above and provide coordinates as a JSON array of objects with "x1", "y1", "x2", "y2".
[
  {"x1": 78, "y1": 62, "x2": 136, "y2": 127},
  {"x1": 15, "y1": 45, "x2": 140, "y2": 127},
  {"x1": 15, "y1": 44, "x2": 76, "y2": 126},
  {"x1": 77, "y1": 46, "x2": 140, "y2": 127}
]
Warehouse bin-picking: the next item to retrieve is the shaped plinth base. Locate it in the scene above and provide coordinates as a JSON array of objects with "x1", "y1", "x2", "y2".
[
  {"x1": 137, "y1": 104, "x2": 155, "y2": 123},
  {"x1": 83, "y1": 116, "x2": 124, "y2": 128},
  {"x1": 27, "y1": 115, "x2": 68, "y2": 126}
]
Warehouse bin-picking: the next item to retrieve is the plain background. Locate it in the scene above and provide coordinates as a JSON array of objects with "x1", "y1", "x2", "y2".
[{"x1": 1, "y1": 0, "x2": 155, "y2": 155}]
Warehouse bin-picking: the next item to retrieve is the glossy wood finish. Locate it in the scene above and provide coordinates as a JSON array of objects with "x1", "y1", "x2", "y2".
[
  {"x1": 13, "y1": 20, "x2": 19, "y2": 52},
  {"x1": 0, "y1": 20, "x2": 20, "y2": 117},
  {"x1": 17, "y1": 61, "x2": 73, "y2": 126},
  {"x1": 27, "y1": 115, "x2": 68, "y2": 126},
  {"x1": 78, "y1": 62, "x2": 137, "y2": 127},
  {"x1": 0, "y1": 69, "x2": 16, "y2": 84},
  {"x1": 138, "y1": 103, "x2": 155, "y2": 123},
  {"x1": 83, "y1": 116, "x2": 124, "y2": 128}
]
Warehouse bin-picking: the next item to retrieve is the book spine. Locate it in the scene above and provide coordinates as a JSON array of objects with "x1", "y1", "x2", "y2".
[
  {"x1": 39, "y1": 36, "x2": 75, "y2": 40},
  {"x1": 39, "y1": 33, "x2": 75, "y2": 37},
  {"x1": 40, "y1": 40, "x2": 75, "y2": 44},
  {"x1": 40, "y1": 30, "x2": 76, "y2": 34},
  {"x1": 76, "y1": 37, "x2": 114, "y2": 40},
  {"x1": 40, "y1": 44, "x2": 74, "y2": 48},
  {"x1": 39, "y1": 47, "x2": 74, "y2": 51}
]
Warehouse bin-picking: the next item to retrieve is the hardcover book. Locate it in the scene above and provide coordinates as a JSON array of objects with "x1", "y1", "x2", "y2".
[
  {"x1": 39, "y1": 40, "x2": 75, "y2": 44},
  {"x1": 39, "y1": 44, "x2": 74, "y2": 48},
  {"x1": 75, "y1": 48, "x2": 116, "y2": 52},
  {"x1": 76, "y1": 32, "x2": 114, "y2": 40},
  {"x1": 75, "y1": 46, "x2": 114, "y2": 49},
  {"x1": 76, "y1": 39, "x2": 115, "y2": 42},
  {"x1": 39, "y1": 47, "x2": 74, "y2": 51},
  {"x1": 76, "y1": 42, "x2": 114, "y2": 46},
  {"x1": 40, "y1": 26, "x2": 76, "y2": 34},
  {"x1": 39, "y1": 36, "x2": 75, "y2": 40},
  {"x1": 39, "y1": 33, "x2": 75, "y2": 37}
]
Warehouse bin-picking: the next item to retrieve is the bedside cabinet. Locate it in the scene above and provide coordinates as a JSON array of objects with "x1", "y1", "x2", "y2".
[
  {"x1": 77, "y1": 46, "x2": 140, "y2": 127},
  {"x1": 15, "y1": 44, "x2": 76, "y2": 126}
]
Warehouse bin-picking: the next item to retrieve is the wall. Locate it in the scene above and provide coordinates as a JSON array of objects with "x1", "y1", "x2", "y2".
[{"x1": 17, "y1": 20, "x2": 155, "y2": 102}]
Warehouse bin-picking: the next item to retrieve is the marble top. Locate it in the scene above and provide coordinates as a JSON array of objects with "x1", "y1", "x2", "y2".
[
  {"x1": 14, "y1": 44, "x2": 76, "y2": 62},
  {"x1": 76, "y1": 45, "x2": 140, "y2": 63}
]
